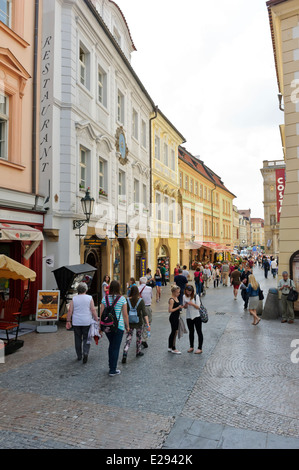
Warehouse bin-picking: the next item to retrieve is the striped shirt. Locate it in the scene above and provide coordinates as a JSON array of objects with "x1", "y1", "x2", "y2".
[{"x1": 101, "y1": 295, "x2": 127, "y2": 331}]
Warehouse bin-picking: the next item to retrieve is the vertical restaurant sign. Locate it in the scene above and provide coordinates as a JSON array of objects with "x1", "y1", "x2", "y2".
[
  {"x1": 39, "y1": 2, "x2": 54, "y2": 203},
  {"x1": 276, "y1": 168, "x2": 286, "y2": 223}
]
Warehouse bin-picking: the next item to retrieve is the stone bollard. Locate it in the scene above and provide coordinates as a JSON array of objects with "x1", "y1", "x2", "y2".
[{"x1": 262, "y1": 288, "x2": 283, "y2": 320}]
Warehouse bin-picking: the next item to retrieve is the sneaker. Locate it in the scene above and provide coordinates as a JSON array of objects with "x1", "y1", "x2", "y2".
[
  {"x1": 171, "y1": 350, "x2": 182, "y2": 355},
  {"x1": 168, "y1": 348, "x2": 172, "y2": 352},
  {"x1": 142, "y1": 341, "x2": 148, "y2": 349},
  {"x1": 288, "y1": 320, "x2": 294, "y2": 324},
  {"x1": 136, "y1": 352, "x2": 144, "y2": 357},
  {"x1": 109, "y1": 370, "x2": 121, "y2": 377}
]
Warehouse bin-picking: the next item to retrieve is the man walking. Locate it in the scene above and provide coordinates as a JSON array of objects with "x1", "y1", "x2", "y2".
[
  {"x1": 139, "y1": 277, "x2": 153, "y2": 348},
  {"x1": 240, "y1": 265, "x2": 252, "y2": 309},
  {"x1": 263, "y1": 257, "x2": 270, "y2": 279},
  {"x1": 174, "y1": 269, "x2": 188, "y2": 305},
  {"x1": 222, "y1": 261, "x2": 230, "y2": 287},
  {"x1": 271, "y1": 259, "x2": 278, "y2": 278},
  {"x1": 278, "y1": 271, "x2": 296, "y2": 324},
  {"x1": 160, "y1": 264, "x2": 167, "y2": 286}
]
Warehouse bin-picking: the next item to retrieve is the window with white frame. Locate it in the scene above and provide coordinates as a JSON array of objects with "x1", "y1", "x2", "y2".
[
  {"x1": 169, "y1": 198, "x2": 175, "y2": 224},
  {"x1": 98, "y1": 65, "x2": 107, "y2": 107},
  {"x1": 113, "y1": 27, "x2": 121, "y2": 47},
  {"x1": 156, "y1": 192, "x2": 161, "y2": 220},
  {"x1": 195, "y1": 181, "x2": 198, "y2": 196},
  {"x1": 79, "y1": 147, "x2": 88, "y2": 190},
  {"x1": 179, "y1": 172, "x2": 183, "y2": 188},
  {"x1": 155, "y1": 135, "x2": 160, "y2": 160},
  {"x1": 99, "y1": 158, "x2": 108, "y2": 196},
  {"x1": 79, "y1": 44, "x2": 90, "y2": 90},
  {"x1": 134, "y1": 178, "x2": 139, "y2": 203},
  {"x1": 185, "y1": 175, "x2": 189, "y2": 191},
  {"x1": 141, "y1": 120, "x2": 146, "y2": 148},
  {"x1": 143, "y1": 184, "x2": 147, "y2": 208},
  {"x1": 0, "y1": 0, "x2": 12, "y2": 27},
  {"x1": 164, "y1": 196, "x2": 169, "y2": 222},
  {"x1": 191, "y1": 216, "x2": 195, "y2": 233},
  {"x1": 117, "y1": 90, "x2": 124, "y2": 124},
  {"x1": 170, "y1": 149, "x2": 175, "y2": 171},
  {"x1": 132, "y1": 109, "x2": 138, "y2": 140},
  {"x1": 190, "y1": 179, "x2": 194, "y2": 194},
  {"x1": 0, "y1": 93, "x2": 8, "y2": 160},
  {"x1": 204, "y1": 220, "x2": 208, "y2": 236},
  {"x1": 164, "y1": 143, "x2": 168, "y2": 166},
  {"x1": 200, "y1": 184, "x2": 203, "y2": 199},
  {"x1": 118, "y1": 170, "x2": 126, "y2": 201}
]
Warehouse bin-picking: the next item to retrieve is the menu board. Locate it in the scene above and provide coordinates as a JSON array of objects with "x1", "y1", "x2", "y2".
[{"x1": 36, "y1": 290, "x2": 60, "y2": 322}]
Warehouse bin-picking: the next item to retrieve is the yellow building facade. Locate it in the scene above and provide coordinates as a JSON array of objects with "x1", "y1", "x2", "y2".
[
  {"x1": 150, "y1": 109, "x2": 185, "y2": 278},
  {"x1": 267, "y1": 0, "x2": 299, "y2": 284},
  {"x1": 178, "y1": 147, "x2": 236, "y2": 267}
]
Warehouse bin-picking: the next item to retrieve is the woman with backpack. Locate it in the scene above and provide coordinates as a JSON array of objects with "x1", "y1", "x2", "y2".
[
  {"x1": 122, "y1": 285, "x2": 150, "y2": 364},
  {"x1": 183, "y1": 285, "x2": 203, "y2": 354},
  {"x1": 100, "y1": 280, "x2": 129, "y2": 377}
]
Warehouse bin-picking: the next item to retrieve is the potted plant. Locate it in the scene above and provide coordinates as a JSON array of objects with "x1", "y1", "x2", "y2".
[{"x1": 99, "y1": 188, "x2": 108, "y2": 198}]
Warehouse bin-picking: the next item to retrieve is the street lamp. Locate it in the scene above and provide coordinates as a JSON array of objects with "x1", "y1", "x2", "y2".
[
  {"x1": 73, "y1": 188, "x2": 95, "y2": 230},
  {"x1": 73, "y1": 188, "x2": 95, "y2": 253}
]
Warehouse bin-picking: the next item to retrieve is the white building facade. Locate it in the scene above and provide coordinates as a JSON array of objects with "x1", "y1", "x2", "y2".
[{"x1": 40, "y1": 0, "x2": 155, "y2": 295}]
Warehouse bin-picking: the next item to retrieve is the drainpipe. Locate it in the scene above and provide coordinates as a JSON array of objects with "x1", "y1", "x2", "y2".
[
  {"x1": 211, "y1": 183, "x2": 216, "y2": 261},
  {"x1": 32, "y1": 0, "x2": 39, "y2": 198},
  {"x1": 149, "y1": 106, "x2": 158, "y2": 205},
  {"x1": 211, "y1": 183, "x2": 216, "y2": 239}
]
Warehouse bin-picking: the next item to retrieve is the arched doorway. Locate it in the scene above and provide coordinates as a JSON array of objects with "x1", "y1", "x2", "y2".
[
  {"x1": 158, "y1": 245, "x2": 170, "y2": 283},
  {"x1": 112, "y1": 238, "x2": 130, "y2": 293},
  {"x1": 135, "y1": 239, "x2": 146, "y2": 281}
]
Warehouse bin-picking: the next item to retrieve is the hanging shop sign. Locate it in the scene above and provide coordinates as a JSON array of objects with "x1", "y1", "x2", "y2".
[
  {"x1": 84, "y1": 237, "x2": 107, "y2": 247},
  {"x1": 114, "y1": 224, "x2": 130, "y2": 239},
  {"x1": 276, "y1": 168, "x2": 286, "y2": 224}
]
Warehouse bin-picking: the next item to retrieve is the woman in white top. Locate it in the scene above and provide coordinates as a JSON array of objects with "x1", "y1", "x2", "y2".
[
  {"x1": 66, "y1": 282, "x2": 98, "y2": 364},
  {"x1": 183, "y1": 285, "x2": 203, "y2": 354}
]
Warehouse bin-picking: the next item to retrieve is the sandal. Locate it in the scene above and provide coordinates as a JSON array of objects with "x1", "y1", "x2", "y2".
[
  {"x1": 194, "y1": 349, "x2": 203, "y2": 354},
  {"x1": 187, "y1": 348, "x2": 194, "y2": 353}
]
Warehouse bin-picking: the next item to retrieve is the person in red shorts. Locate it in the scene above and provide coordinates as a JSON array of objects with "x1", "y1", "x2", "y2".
[{"x1": 230, "y1": 266, "x2": 241, "y2": 300}]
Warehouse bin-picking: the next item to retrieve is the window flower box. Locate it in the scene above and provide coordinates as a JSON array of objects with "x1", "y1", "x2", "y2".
[{"x1": 99, "y1": 188, "x2": 108, "y2": 198}]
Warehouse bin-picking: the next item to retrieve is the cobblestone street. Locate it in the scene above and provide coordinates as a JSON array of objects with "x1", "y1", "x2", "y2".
[{"x1": 1, "y1": 267, "x2": 299, "y2": 449}]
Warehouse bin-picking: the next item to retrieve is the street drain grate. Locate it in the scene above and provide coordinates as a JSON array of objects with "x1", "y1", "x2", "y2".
[{"x1": 215, "y1": 312, "x2": 226, "y2": 315}]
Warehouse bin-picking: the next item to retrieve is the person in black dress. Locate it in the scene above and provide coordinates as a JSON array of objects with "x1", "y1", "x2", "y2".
[{"x1": 168, "y1": 285, "x2": 183, "y2": 355}]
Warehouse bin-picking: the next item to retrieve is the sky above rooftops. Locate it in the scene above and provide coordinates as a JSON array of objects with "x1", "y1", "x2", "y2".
[{"x1": 116, "y1": 0, "x2": 282, "y2": 218}]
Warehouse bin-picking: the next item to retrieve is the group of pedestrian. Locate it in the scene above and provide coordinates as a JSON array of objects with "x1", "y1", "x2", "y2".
[{"x1": 66, "y1": 255, "x2": 298, "y2": 377}]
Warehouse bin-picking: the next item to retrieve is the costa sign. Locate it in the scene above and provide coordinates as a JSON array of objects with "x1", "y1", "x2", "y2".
[{"x1": 276, "y1": 169, "x2": 286, "y2": 223}]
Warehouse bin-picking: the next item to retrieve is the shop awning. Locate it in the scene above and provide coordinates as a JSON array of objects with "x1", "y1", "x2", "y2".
[
  {"x1": 0, "y1": 255, "x2": 37, "y2": 281},
  {"x1": 0, "y1": 223, "x2": 44, "y2": 242}
]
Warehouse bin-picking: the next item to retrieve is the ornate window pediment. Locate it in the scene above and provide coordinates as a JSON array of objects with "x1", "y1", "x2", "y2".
[{"x1": 0, "y1": 48, "x2": 30, "y2": 97}]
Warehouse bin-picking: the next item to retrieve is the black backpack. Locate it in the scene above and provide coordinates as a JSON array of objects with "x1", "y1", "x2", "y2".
[{"x1": 100, "y1": 295, "x2": 121, "y2": 333}]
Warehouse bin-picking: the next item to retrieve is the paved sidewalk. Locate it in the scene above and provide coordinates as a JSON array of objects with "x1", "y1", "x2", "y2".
[
  {"x1": 164, "y1": 267, "x2": 299, "y2": 449},
  {"x1": 164, "y1": 417, "x2": 299, "y2": 449}
]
